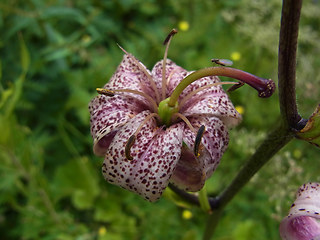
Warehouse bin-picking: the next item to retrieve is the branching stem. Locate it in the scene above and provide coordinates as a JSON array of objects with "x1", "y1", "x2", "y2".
[{"x1": 168, "y1": 1, "x2": 303, "y2": 239}]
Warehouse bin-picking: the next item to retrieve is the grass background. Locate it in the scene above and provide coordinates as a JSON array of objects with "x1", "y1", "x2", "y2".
[{"x1": 1, "y1": 0, "x2": 320, "y2": 239}]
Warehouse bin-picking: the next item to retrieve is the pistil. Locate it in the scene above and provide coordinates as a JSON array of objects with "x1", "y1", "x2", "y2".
[{"x1": 168, "y1": 67, "x2": 275, "y2": 107}]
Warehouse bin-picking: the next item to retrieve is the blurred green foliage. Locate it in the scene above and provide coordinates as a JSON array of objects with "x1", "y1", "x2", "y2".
[{"x1": 1, "y1": 0, "x2": 320, "y2": 239}]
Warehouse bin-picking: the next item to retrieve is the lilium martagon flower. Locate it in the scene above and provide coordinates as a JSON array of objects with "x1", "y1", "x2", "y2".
[
  {"x1": 280, "y1": 182, "x2": 320, "y2": 240},
  {"x1": 89, "y1": 29, "x2": 275, "y2": 202}
]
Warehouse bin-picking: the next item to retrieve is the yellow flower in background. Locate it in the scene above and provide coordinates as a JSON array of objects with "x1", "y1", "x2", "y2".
[
  {"x1": 230, "y1": 51, "x2": 241, "y2": 61},
  {"x1": 178, "y1": 21, "x2": 190, "y2": 31},
  {"x1": 182, "y1": 209, "x2": 193, "y2": 220},
  {"x1": 98, "y1": 226, "x2": 107, "y2": 236},
  {"x1": 82, "y1": 34, "x2": 92, "y2": 44},
  {"x1": 293, "y1": 149, "x2": 302, "y2": 159},
  {"x1": 235, "y1": 105, "x2": 245, "y2": 115}
]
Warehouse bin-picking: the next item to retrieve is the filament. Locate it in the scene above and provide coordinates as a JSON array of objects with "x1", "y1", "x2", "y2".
[
  {"x1": 97, "y1": 88, "x2": 158, "y2": 113},
  {"x1": 172, "y1": 113, "x2": 206, "y2": 157},
  {"x1": 172, "y1": 112, "x2": 196, "y2": 133},
  {"x1": 117, "y1": 44, "x2": 161, "y2": 103},
  {"x1": 124, "y1": 113, "x2": 160, "y2": 160},
  {"x1": 178, "y1": 81, "x2": 238, "y2": 110}
]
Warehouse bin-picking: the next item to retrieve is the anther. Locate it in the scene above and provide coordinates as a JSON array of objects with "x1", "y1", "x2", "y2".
[
  {"x1": 163, "y1": 29, "x2": 178, "y2": 45},
  {"x1": 194, "y1": 125, "x2": 206, "y2": 157},
  {"x1": 125, "y1": 135, "x2": 136, "y2": 160},
  {"x1": 162, "y1": 28, "x2": 178, "y2": 100},
  {"x1": 227, "y1": 82, "x2": 245, "y2": 92},
  {"x1": 96, "y1": 88, "x2": 115, "y2": 97},
  {"x1": 211, "y1": 58, "x2": 233, "y2": 67}
]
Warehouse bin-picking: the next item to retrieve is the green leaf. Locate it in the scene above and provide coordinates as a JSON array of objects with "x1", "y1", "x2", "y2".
[
  {"x1": 296, "y1": 104, "x2": 320, "y2": 147},
  {"x1": 19, "y1": 34, "x2": 30, "y2": 74},
  {"x1": 1, "y1": 35, "x2": 29, "y2": 118},
  {"x1": 53, "y1": 157, "x2": 100, "y2": 209}
]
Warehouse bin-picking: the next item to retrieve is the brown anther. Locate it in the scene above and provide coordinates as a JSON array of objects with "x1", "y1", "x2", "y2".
[
  {"x1": 125, "y1": 135, "x2": 136, "y2": 160},
  {"x1": 163, "y1": 29, "x2": 178, "y2": 45},
  {"x1": 227, "y1": 81, "x2": 245, "y2": 92},
  {"x1": 211, "y1": 58, "x2": 233, "y2": 67},
  {"x1": 96, "y1": 88, "x2": 115, "y2": 97},
  {"x1": 194, "y1": 125, "x2": 206, "y2": 157}
]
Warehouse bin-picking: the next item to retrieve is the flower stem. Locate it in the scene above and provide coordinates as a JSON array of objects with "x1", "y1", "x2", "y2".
[
  {"x1": 202, "y1": 0, "x2": 303, "y2": 239},
  {"x1": 168, "y1": 67, "x2": 275, "y2": 107},
  {"x1": 203, "y1": 122, "x2": 293, "y2": 239},
  {"x1": 278, "y1": 0, "x2": 303, "y2": 129},
  {"x1": 198, "y1": 184, "x2": 211, "y2": 213}
]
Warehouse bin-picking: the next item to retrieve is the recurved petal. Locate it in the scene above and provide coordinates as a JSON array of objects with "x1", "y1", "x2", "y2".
[
  {"x1": 169, "y1": 144, "x2": 207, "y2": 192},
  {"x1": 180, "y1": 77, "x2": 242, "y2": 128},
  {"x1": 280, "y1": 182, "x2": 320, "y2": 240},
  {"x1": 151, "y1": 59, "x2": 189, "y2": 97},
  {"x1": 89, "y1": 94, "x2": 144, "y2": 156},
  {"x1": 170, "y1": 116, "x2": 229, "y2": 191},
  {"x1": 106, "y1": 54, "x2": 157, "y2": 104},
  {"x1": 199, "y1": 116, "x2": 229, "y2": 178},
  {"x1": 102, "y1": 111, "x2": 184, "y2": 202}
]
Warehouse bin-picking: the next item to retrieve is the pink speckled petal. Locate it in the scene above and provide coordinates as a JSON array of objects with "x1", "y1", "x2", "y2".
[
  {"x1": 170, "y1": 116, "x2": 229, "y2": 191},
  {"x1": 105, "y1": 54, "x2": 158, "y2": 105},
  {"x1": 169, "y1": 145, "x2": 207, "y2": 192},
  {"x1": 280, "y1": 182, "x2": 320, "y2": 240},
  {"x1": 89, "y1": 94, "x2": 145, "y2": 156},
  {"x1": 199, "y1": 116, "x2": 229, "y2": 178},
  {"x1": 102, "y1": 111, "x2": 184, "y2": 202},
  {"x1": 180, "y1": 76, "x2": 242, "y2": 128},
  {"x1": 151, "y1": 59, "x2": 189, "y2": 97}
]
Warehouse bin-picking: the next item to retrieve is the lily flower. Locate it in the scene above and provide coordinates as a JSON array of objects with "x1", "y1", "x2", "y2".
[
  {"x1": 280, "y1": 182, "x2": 320, "y2": 240},
  {"x1": 89, "y1": 29, "x2": 275, "y2": 201}
]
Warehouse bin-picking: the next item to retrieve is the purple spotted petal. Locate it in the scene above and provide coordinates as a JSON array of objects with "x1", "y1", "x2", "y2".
[
  {"x1": 89, "y1": 94, "x2": 147, "y2": 156},
  {"x1": 180, "y1": 76, "x2": 242, "y2": 128},
  {"x1": 151, "y1": 59, "x2": 189, "y2": 96},
  {"x1": 102, "y1": 111, "x2": 184, "y2": 202},
  {"x1": 170, "y1": 116, "x2": 229, "y2": 191},
  {"x1": 106, "y1": 54, "x2": 158, "y2": 106},
  {"x1": 280, "y1": 182, "x2": 320, "y2": 240}
]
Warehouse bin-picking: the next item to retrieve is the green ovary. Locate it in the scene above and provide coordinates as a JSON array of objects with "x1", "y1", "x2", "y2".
[{"x1": 158, "y1": 98, "x2": 179, "y2": 126}]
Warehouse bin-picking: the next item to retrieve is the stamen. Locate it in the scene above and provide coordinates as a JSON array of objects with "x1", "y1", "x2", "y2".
[
  {"x1": 166, "y1": 68, "x2": 179, "y2": 88},
  {"x1": 172, "y1": 112, "x2": 196, "y2": 133},
  {"x1": 124, "y1": 113, "x2": 160, "y2": 161},
  {"x1": 227, "y1": 82, "x2": 245, "y2": 92},
  {"x1": 96, "y1": 88, "x2": 115, "y2": 97},
  {"x1": 162, "y1": 29, "x2": 178, "y2": 100},
  {"x1": 178, "y1": 81, "x2": 238, "y2": 110},
  {"x1": 211, "y1": 58, "x2": 233, "y2": 67},
  {"x1": 194, "y1": 125, "x2": 205, "y2": 157},
  {"x1": 117, "y1": 44, "x2": 161, "y2": 103},
  {"x1": 171, "y1": 113, "x2": 206, "y2": 157},
  {"x1": 125, "y1": 135, "x2": 135, "y2": 160},
  {"x1": 96, "y1": 88, "x2": 158, "y2": 113},
  {"x1": 163, "y1": 29, "x2": 178, "y2": 45}
]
